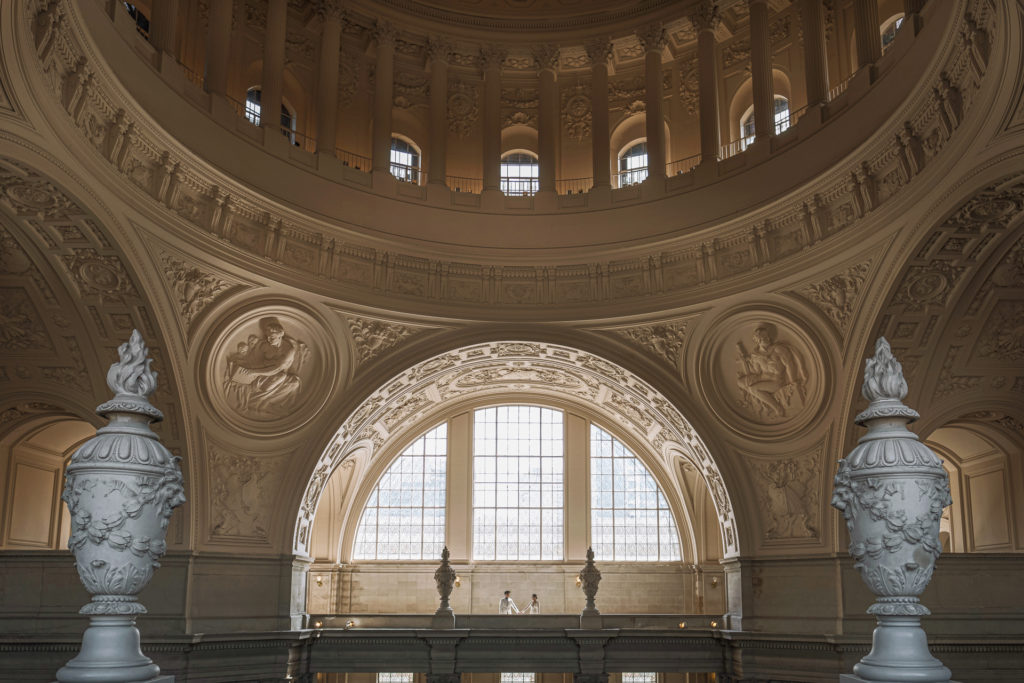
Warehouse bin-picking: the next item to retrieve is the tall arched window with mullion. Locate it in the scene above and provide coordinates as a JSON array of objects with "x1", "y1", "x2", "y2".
[
  {"x1": 618, "y1": 141, "x2": 648, "y2": 187},
  {"x1": 500, "y1": 151, "x2": 540, "y2": 196},
  {"x1": 353, "y1": 423, "x2": 447, "y2": 560},
  {"x1": 473, "y1": 406, "x2": 564, "y2": 560},
  {"x1": 590, "y1": 424, "x2": 681, "y2": 561}
]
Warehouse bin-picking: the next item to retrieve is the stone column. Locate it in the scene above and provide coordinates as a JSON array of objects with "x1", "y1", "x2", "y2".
[
  {"x1": 480, "y1": 46, "x2": 506, "y2": 194},
  {"x1": 535, "y1": 44, "x2": 560, "y2": 195},
  {"x1": 260, "y1": 0, "x2": 288, "y2": 132},
  {"x1": 852, "y1": 0, "x2": 882, "y2": 69},
  {"x1": 799, "y1": 0, "x2": 830, "y2": 106},
  {"x1": 690, "y1": 1, "x2": 721, "y2": 163},
  {"x1": 586, "y1": 38, "x2": 613, "y2": 190},
  {"x1": 315, "y1": 1, "x2": 343, "y2": 155},
  {"x1": 427, "y1": 37, "x2": 452, "y2": 186},
  {"x1": 150, "y1": 0, "x2": 179, "y2": 57},
  {"x1": 204, "y1": 0, "x2": 232, "y2": 95},
  {"x1": 748, "y1": 0, "x2": 775, "y2": 141},
  {"x1": 56, "y1": 331, "x2": 186, "y2": 683},
  {"x1": 832, "y1": 338, "x2": 953, "y2": 683},
  {"x1": 638, "y1": 24, "x2": 667, "y2": 180},
  {"x1": 903, "y1": 0, "x2": 925, "y2": 35},
  {"x1": 371, "y1": 21, "x2": 397, "y2": 173}
]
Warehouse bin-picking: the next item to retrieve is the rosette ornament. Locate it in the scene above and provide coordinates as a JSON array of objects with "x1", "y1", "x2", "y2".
[
  {"x1": 57, "y1": 330, "x2": 186, "y2": 683},
  {"x1": 832, "y1": 338, "x2": 953, "y2": 683}
]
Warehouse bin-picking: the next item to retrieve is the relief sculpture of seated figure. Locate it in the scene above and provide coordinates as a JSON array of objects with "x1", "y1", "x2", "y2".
[{"x1": 224, "y1": 316, "x2": 308, "y2": 418}]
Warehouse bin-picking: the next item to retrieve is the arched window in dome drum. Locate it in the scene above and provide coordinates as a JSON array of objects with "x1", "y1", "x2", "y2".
[
  {"x1": 880, "y1": 14, "x2": 905, "y2": 53},
  {"x1": 500, "y1": 151, "x2": 540, "y2": 197},
  {"x1": 353, "y1": 423, "x2": 447, "y2": 560},
  {"x1": 618, "y1": 141, "x2": 648, "y2": 187},
  {"x1": 740, "y1": 95, "x2": 791, "y2": 150},
  {"x1": 390, "y1": 136, "x2": 421, "y2": 184},
  {"x1": 590, "y1": 424, "x2": 681, "y2": 562},
  {"x1": 244, "y1": 87, "x2": 296, "y2": 143}
]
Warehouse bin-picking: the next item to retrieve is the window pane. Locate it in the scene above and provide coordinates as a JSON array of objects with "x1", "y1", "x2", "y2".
[
  {"x1": 501, "y1": 152, "x2": 540, "y2": 196},
  {"x1": 618, "y1": 142, "x2": 648, "y2": 186},
  {"x1": 589, "y1": 424, "x2": 682, "y2": 562},
  {"x1": 378, "y1": 675, "x2": 414, "y2": 683},
  {"x1": 390, "y1": 137, "x2": 421, "y2": 183},
  {"x1": 473, "y1": 406, "x2": 564, "y2": 560},
  {"x1": 353, "y1": 423, "x2": 447, "y2": 560},
  {"x1": 501, "y1": 675, "x2": 535, "y2": 683}
]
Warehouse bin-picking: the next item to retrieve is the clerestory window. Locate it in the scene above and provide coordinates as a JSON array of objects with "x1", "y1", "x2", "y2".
[
  {"x1": 618, "y1": 141, "x2": 649, "y2": 187},
  {"x1": 500, "y1": 151, "x2": 540, "y2": 196},
  {"x1": 390, "y1": 136, "x2": 421, "y2": 184}
]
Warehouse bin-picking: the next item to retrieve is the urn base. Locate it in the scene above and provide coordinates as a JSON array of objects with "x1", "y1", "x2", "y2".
[
  {"x1": 56, "y1": 616, "x2": 163, "y2": 683},
  {"x1": 850, "y1": 616, "x2": 953, "y2": 683}
]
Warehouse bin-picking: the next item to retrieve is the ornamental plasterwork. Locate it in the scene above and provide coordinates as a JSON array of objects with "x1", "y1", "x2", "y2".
[
  {"x1": 158, "y1": 251, "x2": 238, "y2": 332},
  {"x1": 792, "y1": 260, "x2": 871, "y2": 337},
  {"x1": 447, "y1": 81, "x2": 478, "y2": 138},
  {"x1": 0, "y1": 287, "x2": 54, "y2": 352},
  {"x1": 208, "y1": 443, "x2": 287, "y2": 543},
  {"x1": 606, "y1": 320, "x2": 687, "y2": 370},
  {"x1": 974, "y1": 300, "x2": 1024, "y2": 362},
  {"x1": 21, "y1": 0, "x2": 999, "y2": 316},
  {"x1": 750, "y1": 445, "x2": 822, "y2": 543},
  {"x1": 561, "y1": 83, "x2": 591, "y2": 143},
  {"x1": 345, "y1": 314, "x2": 430, "y2": 365},
  {"x1": 295, "y1": 341, "x2": 740, "y2": 558}
]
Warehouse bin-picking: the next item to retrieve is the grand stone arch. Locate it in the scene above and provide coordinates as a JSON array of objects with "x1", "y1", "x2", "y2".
[{"x1": 293, "y1": 340, "x2": 741, "y2": 559}]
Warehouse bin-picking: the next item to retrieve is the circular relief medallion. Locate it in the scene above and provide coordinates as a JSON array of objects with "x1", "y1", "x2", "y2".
[
  {"x1": 203, "y1": 304, "x2": 337, "y2": 435},
  {"x1": 698, "y1": 311, "x2": 828, "y2": 439}
]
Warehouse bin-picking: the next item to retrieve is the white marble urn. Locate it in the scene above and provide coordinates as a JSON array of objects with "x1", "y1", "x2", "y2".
[
  {"x1": 58, "y1": 330, "x2": 185, "y2": 682},
  {"x1": 831, "y1": 337, "x2": 953, "y2": 683}
]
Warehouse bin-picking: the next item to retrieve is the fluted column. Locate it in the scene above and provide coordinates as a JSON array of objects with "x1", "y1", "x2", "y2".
[
  {"x1": 748, "y1": 0, "x2": 775, "y2": 141},
  {"x1": 204, "y1": 0, "x2": 232, "y2": 95},
  {"x1": 853, "y1": 0, "x2": 882, "y2": 69},
  {"x1": 799, "y1": 0, "x2": 830, "y2": 106},
  {"x1": 535, "y1": 44, "x2": 560, "y2": 194},
  {"x1": 690, "y1": 1, "x2": 721, "y2": 163},
  {"x1": 260, "y1": 0, "x2": 288, "y2": 132},
  {"x1": 480, "y1": 47, "x2": 506, "y2": 193},
  {"x1": 586, "y1": 38, "x2": 613, "y2": 190},
  {"x1": 150, "y1": 0, "x2": 179, "y2": 57},
  {"x1": 371, "y1": 21, "x2": 397, "y2": 173},
  {"x1": 315, "y1": 1, "x2": 343, "y2": 154},
  {"x1": 427, "y1": 38, "x2": 452, "y2": 185},
  {"x1": 638, "y1": 24, "x2": 667, "y2": 179}
]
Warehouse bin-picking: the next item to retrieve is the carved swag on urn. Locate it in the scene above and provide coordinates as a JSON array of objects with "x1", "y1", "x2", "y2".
[
  {"x1": 832, "y1": 337, "x2": 954, "y2": 683},
  {"x1": 58, "y1": 330, "x2": 186, "y2": 683}
]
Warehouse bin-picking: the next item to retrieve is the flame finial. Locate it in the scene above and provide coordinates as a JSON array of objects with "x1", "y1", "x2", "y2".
[
  {"x1": 855, "y1": 337, "x2": 919, "y2": 425},
  {"x1": 106, "y1": 330, "x2": 158, "y2": 398}
]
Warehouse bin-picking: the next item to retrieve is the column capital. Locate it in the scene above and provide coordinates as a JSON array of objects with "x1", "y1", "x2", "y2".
[
  {"x1": 479, "y1": 45, "x2": 508, "y2": 71},
  {"x1": 533, "y1": 43, "x2": 561, "y2": 72},
  {"x1": 688, "y1": 0, "x2": 721, "y2": 33},
  {"x1": 746, "y1": 0, "x2": 770, "y2": 6},
  {"x1": 584, "y1": 37, "x2": 613, "y2": 66},
  {"x1": 426, "y1": 36, "x2": 454, "y2": 64},
  {"x1": 314, "y1": 0, "x2": 344, "y2": 22},
  {"x1": 637, "y1": 22, "x2": 667, "y2": 53},
  {"x1": 372, "y1": 19, "x2": 396, "y2": 48}
]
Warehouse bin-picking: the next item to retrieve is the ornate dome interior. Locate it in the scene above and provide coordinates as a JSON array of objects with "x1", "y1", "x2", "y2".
[{"x1": 0, "y1": 0, "x2": 1022, "y2": 681}]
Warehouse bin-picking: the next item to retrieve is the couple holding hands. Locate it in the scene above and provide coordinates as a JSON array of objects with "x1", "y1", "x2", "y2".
[{"x1": 498, "y1": 590, "x2": 539, "y2": 615}]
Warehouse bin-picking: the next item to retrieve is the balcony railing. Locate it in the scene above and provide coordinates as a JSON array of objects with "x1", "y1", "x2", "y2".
[
  {"x1": 390, "y1": 160, "x2": 421, "y2": 185},
  {"x1": 617, "y1": 167, "x2": 648, "y2": 188},
  {"x1": 337, "y1": 148, "x2": 372, "y2": 172},
  {"x1": 501, "y1": 176, "x2": 539, "y2": 197},
  {"x1": 556, "y1": 177, "x2": 593, "y2": 195},
  {"x1": 666, "y1": 154, "x2": 701, "y2": 176},
  {"x1": 446, "y1": 176, "x2": 483, "y2": 194}
]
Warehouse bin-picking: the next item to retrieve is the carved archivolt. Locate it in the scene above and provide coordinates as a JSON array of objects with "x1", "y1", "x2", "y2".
[{"x1": 294, "y1": 341, "x2": 740, "y2": 559}]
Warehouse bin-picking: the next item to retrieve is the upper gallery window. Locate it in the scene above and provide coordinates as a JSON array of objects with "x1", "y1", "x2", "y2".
[
  {"x1": 244, "y1": 87, "x2": 296, "y2": 142},
  {"x1": 390, "y1": 136, "x2": 421, "y2": 184},
  {"x1": 353, "y1": 423, "x2": 447, "y2": 560},
  {"x1": 500, "y1": 151, "x2": 540, "y2": 196},
  {"x1": 473, "y1": 406, "x2": 564, "y2": 560},
  {"x1": 880, "y1": 14, "x2": 905, "y2": 53},
  {"x1": 622, "y1": 675, "x2": 658, "y2": 683},
  {"x1": 740, "y1": 95, "x2": 791, "y2": 149},
  {"x1": 590, "y1": 424, "x2": 681, "y2": 561},
  {"x1": 500, "y1": 675, "x2": 535, "y2": 683},
  {"x1": 377, "y1": 675, "x2": 414, "y2": 683},
  {"x1": 618, "y1": 141, "x2": 649, "y2": 187}
]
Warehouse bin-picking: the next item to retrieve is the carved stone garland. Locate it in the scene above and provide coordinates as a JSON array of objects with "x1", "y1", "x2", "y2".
[
  {"x1": 831, "y1": 338, "x2": 953, "y2": 683},
  {"x1": 58, "y1": 330, "x2": 185, "y2": 683}
]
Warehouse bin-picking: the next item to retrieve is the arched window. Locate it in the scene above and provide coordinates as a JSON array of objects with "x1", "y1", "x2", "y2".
[
  {"x1": 618, "y1": 141, "x2": 648, "y2": 187},
  {"x1": 244, "y1": 87, "x2": 296, "y2": 142},
  {"x1": 500, "y1": 151, "x2": 539, "y2": 196},
  {"x1": 390, "y1": 136, "x2": 421, "y2": 184},
  {"x1": 377, "y1": 675, "x2": 413, "y2": 683},
  {"x1": 740, "y1": 95, "x2": 791, "y2": 149},
  {"x1": 472, "y1": 406, "x2": 564, "y2": 560},
  {"x1": 353, "y1": 423, "x2": 447, "y2": 560},
  {"x1": 880, "y1": 14, "x2": 905, "y2": 53},
  {"x1": 590, "y1": 424, "x2": 681, "y2": 561},
  {"x1": 501, "y1": 675, "x2": 535, "y2": 683}
]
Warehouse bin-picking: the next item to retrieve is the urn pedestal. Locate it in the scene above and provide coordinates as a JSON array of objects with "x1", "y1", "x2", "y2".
[
  {"x1": 832, "y1": 338, "x2": 955, "y2": 683},
  {"x1": 56, "y1": 331, "x2": 185, "y2": 683}
]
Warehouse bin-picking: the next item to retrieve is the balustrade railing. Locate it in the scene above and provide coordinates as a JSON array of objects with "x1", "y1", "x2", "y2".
[
  {"x1": 337, "y1": 148, "x2": 372, "y2": 172},
  {"x1": 666, "y1": 154, "x2": 701, "y2": 176},
  {"x1": 178, "y1": 60, "x2": 204, "y2": 89},
  {"x1": 290, "y1": 128, "x2": 315, "y2": 152},
  {"x1": 390, "y1": 160, "x2": 422, "y2": 185},
  {"x1": 829, "y1": 75, "x2": 853, "y2": 102},
  {"x1": 617, "y1": 167, "x2": 648, "y2": 188},
  {"x1": 501, "y1": 176, "x2": 539, "y2": 197},
  {"x1": 556, "y1": 177, "x2": 593, "y2": 195},
  {"x1": 446, "y1": 176, "x2": 482, "y2": 194},
  {"x1": 718, "y1": 138, "x2": 746, "y2": 160}
]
